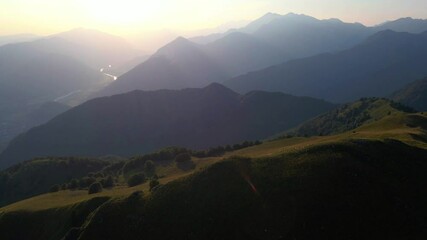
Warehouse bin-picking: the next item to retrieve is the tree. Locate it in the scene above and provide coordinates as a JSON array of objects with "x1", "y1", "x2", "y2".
[
  {"x1": 88, "y1": 182, "x2": 103, "y2": 194},
  {"x1": 128, "y1": 173, "x2": 146, "y2": 187},
  {"x1": 79, "y1": 177, "x2": 96, "y2": 188},
  {"x1": 69, "y1": 179, "x2": 78, "y2": 190},
  {"x1": 149, "y1": 179, "x2": 160, "y2": 191},
  {"x1": 144, "y1": 160, "x2": 156, "y2": 177},
  {"x1": 102, "y1": 175, "x2": 114, "y2": 188},
  {"x1": 49, "y1": 184, "x2": 60, "y2": 192},
  {"x1": 175, "y1": 153, "x2": 191, "y2": 163}
]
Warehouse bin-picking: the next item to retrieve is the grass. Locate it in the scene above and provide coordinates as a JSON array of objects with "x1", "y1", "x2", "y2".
[
  {"x1": 0, "y1": 109, "x2": 427, "y2": 239},
  {"x1": 2, "y1": 112, "x2": 426, "y2": 213}
]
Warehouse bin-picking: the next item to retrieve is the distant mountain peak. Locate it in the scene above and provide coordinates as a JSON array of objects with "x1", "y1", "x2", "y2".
[
  {"x1": 326, "y1": 18, "x2": 344, "y2": 23},
  {"x1": 364, "y1": 29, "x2": 401, "y2": 42},
  {"x1": 201, "y1": 83, "x2": 240, "y2": 99},
  {"x1": 282, "y1": 12, "x2": 317, "y2": 21},
  {"x1": 203, "y1": 82, "x2": 234, "y2": 92},
  {"x1": 155, "y1": 36, "x2": 198, "y2": 55},
  {"x1": 263, "y1": 12, "x2": 281, "y2": 18}
]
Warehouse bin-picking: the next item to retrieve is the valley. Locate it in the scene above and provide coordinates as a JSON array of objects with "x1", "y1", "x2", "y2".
[{"x1": 1, "y1": 5, "x2": 427, "y2": 239}]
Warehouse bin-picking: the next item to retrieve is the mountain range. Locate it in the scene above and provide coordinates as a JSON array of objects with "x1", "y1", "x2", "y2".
[
  {"x1": 0, "y1": 29, "x2": 145, "y2": 153},
  {"x1": 224, "y1": 30, "x2": 427, "y2": 103},
  {"x1": 97, "y1": 13, "x2": 427, "y2": 98},
  {"x1": 0, "y1": 83, "x2": 334, "y2": 169}
]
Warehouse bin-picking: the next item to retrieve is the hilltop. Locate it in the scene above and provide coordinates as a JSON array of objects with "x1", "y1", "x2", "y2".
[{"x1": 288, "y1": 98, "x2": 415, "y2": 137}]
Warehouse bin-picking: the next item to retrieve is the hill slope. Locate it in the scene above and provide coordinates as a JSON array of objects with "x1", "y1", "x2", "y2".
[
  {"x1": 98, "y1": 14, "x2": 427, "y2": 98},
  {"x1": 97, "y1": 13, "x2": 375, "y2": 97},
  {"x1": 2, "y1": 109, "x2": 427, "y2": 239},
  {"x1": 225, "y1": 31, "x2": 427, "y2": 103},
  {"x1": 98, "y1": 38, "x2": 228, "y2": 96},
  {"x1": 0, "y1": 39, "x2": 106, "y2": 152},
  {"x1": 0, "y1": 157, "x2": 109, "y2": 207},
  {"x1": 289, "y1": 98, "x2": 415, "y2": 137},
  {"x1": 0, "y1": 84, "x2": 334, "y2": 169}
]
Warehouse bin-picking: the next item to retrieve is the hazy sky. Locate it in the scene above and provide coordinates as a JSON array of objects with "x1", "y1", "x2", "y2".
[{"x1": 1, "y1": 0, "x2": 427, "y2": 36}]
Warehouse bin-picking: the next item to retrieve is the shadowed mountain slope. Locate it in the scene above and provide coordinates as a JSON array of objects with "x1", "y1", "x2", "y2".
[
  {"x1": 0, "y1": 84, "x2": 334, "y2": 169},
  {"x1": 391, "y1": 76, "x2": 427, "y2": 111},
  {"x1": 225, "y1": 31, "x2": 427, "y2": 103}
]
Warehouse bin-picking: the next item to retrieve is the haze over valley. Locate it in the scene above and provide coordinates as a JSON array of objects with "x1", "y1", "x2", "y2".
[{"x1": 1, "y1": 1, "x2": 427, "y2": 239}]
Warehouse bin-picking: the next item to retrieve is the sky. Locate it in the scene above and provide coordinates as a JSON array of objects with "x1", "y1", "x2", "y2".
[{"x1": 1, "y1": 0, "x2": 427, "y2": 37}]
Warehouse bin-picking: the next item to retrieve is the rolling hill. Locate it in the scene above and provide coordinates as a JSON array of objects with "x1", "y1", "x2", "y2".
[
  {"x1": 0, "y1": 83, "x2": 334, "y2": 169},
  {"x1": 288, "y1": 98, "x2": 416, "y2": 137},
  {"x1": 1, "y1": 98, "x2": 427, "y2": 239},
  {"x1": 0, "y1": 157, "x2": 110, "y2": 207},
  {"x1": 224, "y1": 30, "x2": 427, "y2": 103}
]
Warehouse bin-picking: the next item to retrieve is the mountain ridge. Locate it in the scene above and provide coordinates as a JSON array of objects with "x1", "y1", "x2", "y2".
[{"x1": 0, "y1": 84, "x2": 334, "y2": 169}]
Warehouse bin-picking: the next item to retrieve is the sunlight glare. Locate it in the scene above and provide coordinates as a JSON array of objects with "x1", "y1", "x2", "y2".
[{"x1": 81, "y1": 0, "x2": 163, "y2": 24}]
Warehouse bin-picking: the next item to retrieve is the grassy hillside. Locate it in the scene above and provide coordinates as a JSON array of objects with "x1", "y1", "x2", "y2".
[
  {"x1": 287, "y1": 98, "x2": 415, "y2": 137},
  {"x1": 1, "y1": 108, "x2": 427, "y2": 239},
  {"x1": 0, "y1": 157, "x2": 110, "y2": 207}
]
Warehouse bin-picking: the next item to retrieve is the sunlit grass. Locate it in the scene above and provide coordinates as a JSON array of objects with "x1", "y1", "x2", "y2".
[{"x1": 2, "y1": 112, "x2": 427, "y2": 213}]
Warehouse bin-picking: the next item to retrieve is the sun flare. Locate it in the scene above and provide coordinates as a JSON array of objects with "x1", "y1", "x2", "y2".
[{"x1": 81, "y1": 0, "x2": 164, "y2": 24}]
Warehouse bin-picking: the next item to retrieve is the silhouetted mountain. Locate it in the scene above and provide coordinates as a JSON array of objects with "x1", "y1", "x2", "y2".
[
  {"x1": 225, "y1": 31, "x2": 427, "y2": 103},
  {"x1": 0, "y1": 34, "x2": 39, "y2": 47},
  {"x1": 0, "y1": 84, "x2": 334, "y2": 168},
  {"x1": 252, "y1": 13, "x2": 371, "y2": 59},
  {"x1": 377, "y1": 17, "x2": 427, "y2": 33},
  {"x1": 23, "y1": 102, "x2": 70, "y2": 128},
  {"x1": 0, "y1": 38, "x2": 105, "y2": 153},
  {"x1": 391, "y1": 76, "x2": 427, "y2": 111},
  {"x1": 53, "y1": 28, "x2": 141, "y2": 71},
  {"x1": 97, "y1": 37, "x2": 228, "y2": 96},
  {"x1": 203, "y1": 32, "x2": 285, "y2": 76},
  {"x1": 241, "y1": 12, "x2": 283, "y2": 33},
  {"x1": 98, "y1": 14, "x2": 427, "y2": 97}
]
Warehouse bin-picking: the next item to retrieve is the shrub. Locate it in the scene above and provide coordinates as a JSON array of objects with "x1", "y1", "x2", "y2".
[
  {"x1": 79, "y1": 177, "x2": 96, "y2": 189},
  {"x1": 149, "y1": 179, "x2": 160, "y2": 191},
  {"x1": 69, "y1": 179, "x2": 79, "y2": 189},
  {"x1": 102, "y1": 175, "x2": 114, "y2": 188},
  {"x1": 88, "y1": 182, "x2": 103, "y2": 194},
  {"x1": 49, "y1": 184, "x2": 60, "y2": 192},
  {"x1": 144, "y1": 160, "x2": 156, "y2": 177},
  {"x1": 94, "y1": 172, "x2": 104, "y2": 178},
  {"x1": 175, "y1": 153, "x2": 191, "y2": 163},
  {"x1": 128, "y1": 173, "x2": 146, "y2": 187},
  {"x1": 127, "y1": 191, "x2": 144, "y2": 203}
]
